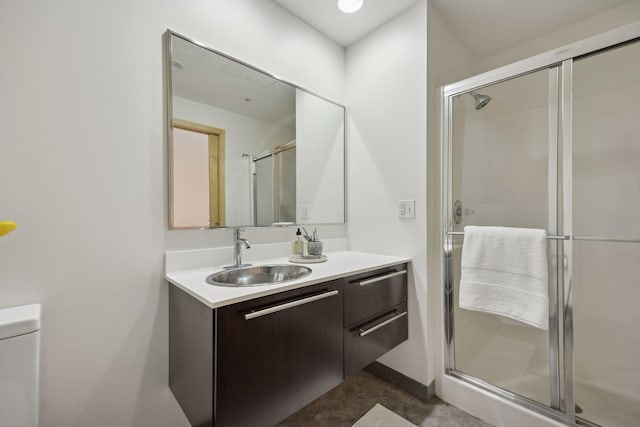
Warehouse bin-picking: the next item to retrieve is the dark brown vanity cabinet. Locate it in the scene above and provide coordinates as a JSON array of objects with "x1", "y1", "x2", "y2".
[
  {"x1": 170, "y1": 279, "x2": 344, "y2": 427},
  {"x1": 169, "y1": 263, "x2": 408, "y2": 427},
  {"x1": 343, "y1": 264, "x2": 409, "y2": 377},
  {"x1": 216, "y1": 279, "x2": 344, "y2": 427}
]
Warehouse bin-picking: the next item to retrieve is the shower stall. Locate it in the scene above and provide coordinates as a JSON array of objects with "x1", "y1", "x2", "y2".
[{"x1": 442, "y1": 27, "x2": 639, "y2": 427}]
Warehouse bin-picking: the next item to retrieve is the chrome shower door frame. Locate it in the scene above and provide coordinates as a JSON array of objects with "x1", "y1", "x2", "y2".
[
  {"x1": 441, "y1": 23, "x2": 640, "y2": 427},
  {"x1": 441, "y1": 64, "x2": 569, "y2": 424}
]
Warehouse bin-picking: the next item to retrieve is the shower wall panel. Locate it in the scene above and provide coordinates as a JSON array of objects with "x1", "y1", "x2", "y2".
[{"x1": 572, "y1": 40, "x2": 640, "y2": 427}]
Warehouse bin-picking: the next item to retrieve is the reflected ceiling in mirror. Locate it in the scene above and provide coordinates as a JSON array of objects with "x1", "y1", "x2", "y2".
[{"x1": 166, "y1": 30, "x2": 345, "y2": 229}]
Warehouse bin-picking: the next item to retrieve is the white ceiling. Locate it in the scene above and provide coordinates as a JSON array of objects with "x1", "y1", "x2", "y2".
[
  {"x1": 430, "y1": 0, "x2": 631, "y2": 59},
  {"x1": 171, "y1": 35, "x2": 295, "y2": 126},
  {"x1": 172, "y1": 0, "x2": 633, "y2": 122},
  {"x1": 274, "y1": 0, "x2": 422, "y2": 46},
  {"x1": 274, "y1": 0, "x2": 631, "y2": 56}
]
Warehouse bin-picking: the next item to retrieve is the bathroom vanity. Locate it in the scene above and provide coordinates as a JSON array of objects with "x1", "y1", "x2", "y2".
[
  {"x1": 167, "y1": 251, "x2": 409, "y2": 427},
  {"x1": 163, "y1": 29, "x2": 406, "y2": 427}
]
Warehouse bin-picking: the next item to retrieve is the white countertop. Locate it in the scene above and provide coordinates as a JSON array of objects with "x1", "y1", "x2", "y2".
[{"x1": 165, "y1": 250, "x2": 410, "y2": 308}]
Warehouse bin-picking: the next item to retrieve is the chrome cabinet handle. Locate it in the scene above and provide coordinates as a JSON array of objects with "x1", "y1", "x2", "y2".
[
  {"x1": 359, "y1": 311, "x2": 408, "y2": 337},
  {"x1": 244, "y1": 290, "x2": 339, "y2": 320},
  {"x1": 359, "y1": 270, "x2": 407, "y2": 286}
]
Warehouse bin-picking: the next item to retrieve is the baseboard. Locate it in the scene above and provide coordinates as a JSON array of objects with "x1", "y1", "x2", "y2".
[{"x1": 365, "y1": 362, "x2": 435, "y2": 403}]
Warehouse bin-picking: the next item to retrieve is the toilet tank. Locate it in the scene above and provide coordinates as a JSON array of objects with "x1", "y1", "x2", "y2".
[{"x1": 0, "y1": 304, "x2": 41, "y2": 427}]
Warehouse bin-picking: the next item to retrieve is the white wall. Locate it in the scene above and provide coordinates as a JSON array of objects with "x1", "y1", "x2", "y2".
[
  {"x1": 346, "y1": 0, "x2": 429, "y2": 385},
  {"x1": 296, "y1": 90, "x2": 345, "y2": 224},
  {"x1": 0, "y1": 1, "x2": 345, "y2": 426}
]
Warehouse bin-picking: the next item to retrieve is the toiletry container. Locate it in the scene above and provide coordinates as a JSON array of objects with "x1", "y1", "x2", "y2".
[
  {"x1": 292, "y1": 228, "x2": 306, "y2": 256},
  {"x1": 0, "y1": 304, "x2": 41, "y2": 427}
]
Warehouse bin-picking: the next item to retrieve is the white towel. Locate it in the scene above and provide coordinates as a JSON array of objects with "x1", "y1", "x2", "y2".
[{"x1": 459, "y1": 225, "x2": 549, "y2": 330}]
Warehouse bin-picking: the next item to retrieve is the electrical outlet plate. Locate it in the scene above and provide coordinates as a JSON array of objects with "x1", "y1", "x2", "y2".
[{"x1": 398, "y1": 200, "x2": 415, "y2": 219}]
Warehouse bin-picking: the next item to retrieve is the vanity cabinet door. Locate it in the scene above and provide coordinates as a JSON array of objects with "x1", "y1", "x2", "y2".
[{"x1": 216, "y1": 279, "x2": 344, "y2": 427}]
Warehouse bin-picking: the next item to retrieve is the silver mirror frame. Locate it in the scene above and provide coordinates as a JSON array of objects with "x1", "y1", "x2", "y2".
[{"x1": 164, "y1": 29, "x2": 347, "y2": 230}]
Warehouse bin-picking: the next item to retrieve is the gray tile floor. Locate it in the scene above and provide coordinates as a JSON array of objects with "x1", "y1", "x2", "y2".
[{"x1": 278, "y1": 370, "x2": 493, "y2": 426}]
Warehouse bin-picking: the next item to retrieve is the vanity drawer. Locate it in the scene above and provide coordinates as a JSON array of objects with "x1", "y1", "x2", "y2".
[
  {"x1": 344, "y1": 302, "x2": 408, "y2": 377},
  {"x1": 344, "y1": 264, "x2": 408, "y2": 327}
]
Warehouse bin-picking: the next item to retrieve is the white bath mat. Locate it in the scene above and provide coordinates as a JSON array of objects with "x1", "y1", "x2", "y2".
[{"x1": 352, "y1": 403, "x2": 417, "y2": 427}]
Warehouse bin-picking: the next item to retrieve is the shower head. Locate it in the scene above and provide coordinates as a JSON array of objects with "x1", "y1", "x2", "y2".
[{"x1": 469, "y1": 91, "x2": 492, "y2": 110}]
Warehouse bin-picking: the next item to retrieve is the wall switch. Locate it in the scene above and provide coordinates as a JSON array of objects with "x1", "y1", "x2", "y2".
[
  {"x1": 398, "y1": 200, "x2": 415, "y2": 220},
  {"x1": 300, "y1": 205, "x2": 310, "y2": 221}
]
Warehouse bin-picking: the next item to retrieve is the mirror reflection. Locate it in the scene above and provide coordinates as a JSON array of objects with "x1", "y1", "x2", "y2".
[{"x1": 167, "y1": 31, "x2": 345, "y2": 229}]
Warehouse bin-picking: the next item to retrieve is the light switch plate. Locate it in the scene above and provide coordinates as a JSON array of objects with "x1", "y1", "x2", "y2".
[
  {"x1": 398, "y1": 200, "x2": 415, "y2": 219},
  {"x1": 300, "y1": 205, "x2": 310, "y2": 221}
]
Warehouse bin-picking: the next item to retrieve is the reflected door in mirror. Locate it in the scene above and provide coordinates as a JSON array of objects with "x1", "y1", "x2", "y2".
[{"x1": 171, "y1": 121, "x2": 225, "y2": 228}]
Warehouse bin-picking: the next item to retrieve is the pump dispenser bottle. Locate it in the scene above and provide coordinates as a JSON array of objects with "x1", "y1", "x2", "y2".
[{"x1": 292, "y1": 228, "x2": 306, "y2": 256}]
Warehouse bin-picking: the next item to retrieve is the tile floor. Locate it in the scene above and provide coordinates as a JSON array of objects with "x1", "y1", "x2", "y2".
[{"x1": 278, "y1": 369, "x2": 493, "y2": 426}]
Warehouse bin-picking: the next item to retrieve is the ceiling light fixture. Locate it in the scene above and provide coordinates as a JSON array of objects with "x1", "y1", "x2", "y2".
[{"x1": 338, "y1": 0, "x2": 363, "y2": 14}]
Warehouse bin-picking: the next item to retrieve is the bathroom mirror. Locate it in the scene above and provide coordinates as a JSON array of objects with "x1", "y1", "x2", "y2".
[{"x1": 166, "y1": 30, "x2": 346, "y2": 229}]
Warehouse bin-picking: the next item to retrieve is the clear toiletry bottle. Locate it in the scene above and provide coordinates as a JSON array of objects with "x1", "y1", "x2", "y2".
[{"x1": 292, "y1": 228, "x2": 306, "y2": 257}]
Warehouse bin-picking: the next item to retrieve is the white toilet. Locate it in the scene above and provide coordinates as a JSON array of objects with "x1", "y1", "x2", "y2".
[{"x1": 0, "y1": 304, "x2": 41, "y2": 427}]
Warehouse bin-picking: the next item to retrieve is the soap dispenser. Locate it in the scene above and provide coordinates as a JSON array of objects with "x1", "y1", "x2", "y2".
[{"x1": 292, "y1": 228, "x2": 306, "y2": 257}]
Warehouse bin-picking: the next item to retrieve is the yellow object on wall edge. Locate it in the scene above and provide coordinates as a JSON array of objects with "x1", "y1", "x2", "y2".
[{"x1": 0, "y1": 221, "x2": 17, "y2": 237}]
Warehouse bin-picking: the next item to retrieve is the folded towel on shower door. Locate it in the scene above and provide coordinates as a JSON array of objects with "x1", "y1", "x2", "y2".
[{"x1": 459, "y1": 225, "x2": 549, "y2": 330}]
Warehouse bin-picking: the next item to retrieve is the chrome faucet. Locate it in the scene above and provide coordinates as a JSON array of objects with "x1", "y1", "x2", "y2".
[{"x1": 225, "y1": 228, "x2": 251, "y2": 269}]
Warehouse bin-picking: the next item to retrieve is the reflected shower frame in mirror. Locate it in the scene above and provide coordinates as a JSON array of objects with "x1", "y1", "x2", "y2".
[{"x1": 164, "y1": 29, "x2": 346, "y2": 230}]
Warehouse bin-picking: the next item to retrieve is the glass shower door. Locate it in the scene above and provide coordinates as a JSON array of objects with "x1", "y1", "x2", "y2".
[
  {"x1": 253, "y1": 146, "x2": 296, "y2": 226},
  {"x1": 254, "y1": 155, "x2": 275, "y2": 226},
  {"x1": 572, "y1": 40, "x2": 640, "y2": 427},
  {"x1": 449, "y1": 67, "x2": 561, "y2": 407}
]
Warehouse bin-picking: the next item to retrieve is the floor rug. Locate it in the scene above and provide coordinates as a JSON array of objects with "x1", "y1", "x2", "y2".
[{"x1": 352, "y1": 403, "x2": 417, "y2": 427}]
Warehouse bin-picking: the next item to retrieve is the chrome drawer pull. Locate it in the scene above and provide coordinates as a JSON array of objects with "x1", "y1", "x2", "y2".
[
  {"x1": 359, "y1": 311, "x2": 408, "y2": 337},
  {"x1": 244, "y1": 290, "x2": 339, "y2": 320},
  {"x1": 359, "y1": 269, "x2": 407, "y2": 286}
]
